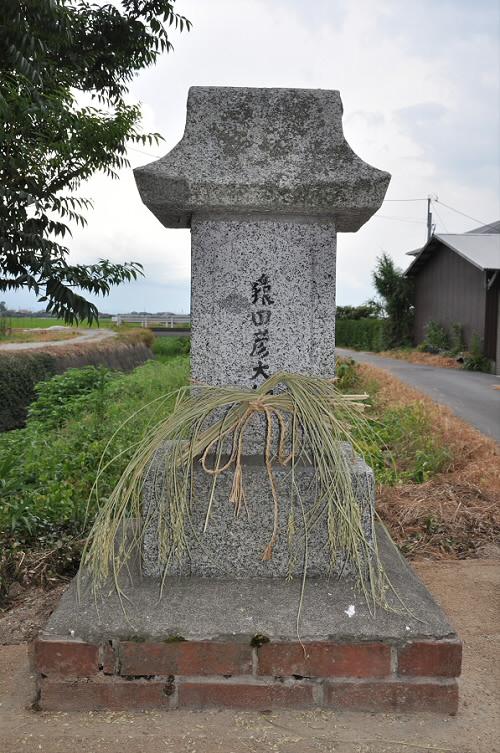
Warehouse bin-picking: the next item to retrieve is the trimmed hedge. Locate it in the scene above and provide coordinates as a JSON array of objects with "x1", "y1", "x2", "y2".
[
  {"x1": 0, "y1": 352, "x2": 57, "y2": 431},
  {"x1": 0, "y1": 339, "x2": 152, "y2": 432},
  {"x1": 336, "y1": 318, "x2": 386, "y2": 351}
]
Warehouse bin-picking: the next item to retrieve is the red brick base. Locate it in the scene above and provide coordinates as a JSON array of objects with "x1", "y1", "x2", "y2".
[{"x1": 32, "y1": 636, "x2": 461, "y2": 713}]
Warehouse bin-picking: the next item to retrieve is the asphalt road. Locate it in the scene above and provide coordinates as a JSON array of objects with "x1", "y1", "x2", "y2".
[{"x1": 337, "y1": 348, "x2": 500, "y2": 443}]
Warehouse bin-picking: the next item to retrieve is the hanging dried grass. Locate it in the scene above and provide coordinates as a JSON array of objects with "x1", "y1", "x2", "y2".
[{"x1": 82, "y1": 371, "x2": 397, "y2": 613}]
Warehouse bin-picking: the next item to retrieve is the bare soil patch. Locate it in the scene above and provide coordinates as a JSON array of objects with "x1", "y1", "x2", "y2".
[
  {"x1": 0, "y1": 561, "x2": 498, "y2": 753},
  {"x1": 0, "y1": 583, "x2": 67, "y2": 644}
]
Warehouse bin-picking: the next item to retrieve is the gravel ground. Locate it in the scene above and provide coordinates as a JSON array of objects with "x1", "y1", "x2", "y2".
[{"x1": 0, "y1": 560, "x2": 498, "y2": 753}]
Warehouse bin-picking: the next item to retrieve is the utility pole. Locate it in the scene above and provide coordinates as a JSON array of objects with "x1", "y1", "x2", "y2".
[{"x1": 427, "y1": 194, "x2": 438, "y2": 241}]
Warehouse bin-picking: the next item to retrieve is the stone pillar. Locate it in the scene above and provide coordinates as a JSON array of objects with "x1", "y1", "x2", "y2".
[
  {"x1": 135, "y1": 87, "x2": 390, "y2": 578},
  {"x1": 190, "y1": 214, "x2": 337, "y2": 388}
]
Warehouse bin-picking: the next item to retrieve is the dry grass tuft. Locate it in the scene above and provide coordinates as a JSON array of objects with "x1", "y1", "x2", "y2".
[
  {"x1": 83, "y1": 372, "x2": 395, "y2": 613},
  {"x1": 359, "y1": 363, "x2": 500, "y2": 560},
  {"x1": 378, "y1": 350, "x2": 461, "y2": 370}
]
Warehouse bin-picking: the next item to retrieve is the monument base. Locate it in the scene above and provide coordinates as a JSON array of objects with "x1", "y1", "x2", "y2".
[{"x1": 32, "y1": 527, "x2": 461, "y2": 713}]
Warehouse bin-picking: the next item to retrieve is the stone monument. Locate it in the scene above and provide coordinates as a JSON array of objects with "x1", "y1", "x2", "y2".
[
  {"x1": 136, "y1": 87, "x2": 389, "y2": 578},
  {"x1": 33, "y1": 88, "x2": 462, "y2": 714}
]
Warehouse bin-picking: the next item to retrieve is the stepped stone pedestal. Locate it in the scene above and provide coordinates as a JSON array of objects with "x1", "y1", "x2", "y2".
[{"x1": 33, "y1": 87, "x2": 462, "y2": 713}]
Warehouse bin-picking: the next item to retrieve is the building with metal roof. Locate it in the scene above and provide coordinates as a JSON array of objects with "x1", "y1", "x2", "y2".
[
  {"x1": 405, "y1": 220, "x2": 500, "y2": 256},
  {"x1": 405, "y1": 222, "x2": 500, "y2": 373}
]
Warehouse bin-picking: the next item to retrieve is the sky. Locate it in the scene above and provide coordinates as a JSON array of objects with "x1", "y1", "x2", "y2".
[{"x1": 8, "y1": 0, "x2": 500, "y2": 314}]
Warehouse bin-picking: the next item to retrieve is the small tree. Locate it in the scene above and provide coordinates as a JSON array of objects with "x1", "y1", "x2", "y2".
[
  {"x1": 336, "y1": 300, "x2": 383, "y2": 320},
  {"x1": 372, "y1": 253, "x2": 414, "y2": 348},
  {"x1": 0, "y1": 0, "x2": 191, "y2": 324}
]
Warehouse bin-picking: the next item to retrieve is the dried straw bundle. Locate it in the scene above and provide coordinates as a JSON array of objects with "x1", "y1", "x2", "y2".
[{"x1": 82, "y1": 372, "x2": 395, "y2": 612}]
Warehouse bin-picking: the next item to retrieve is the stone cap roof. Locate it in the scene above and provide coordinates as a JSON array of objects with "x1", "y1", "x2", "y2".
[{"x1": 134, "y1": 87, "x2": 391, "y2": 232}]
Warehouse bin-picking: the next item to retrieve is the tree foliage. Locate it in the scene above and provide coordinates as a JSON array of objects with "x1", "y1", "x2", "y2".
[
  {"x1": 372, "y1": 253, "x2": 414, "y2": 348},
  {"x1": 336, "y1": 300, "x2": 383, "y2": 320},
  {"x1": 0, "y1": 0, "x2": 191, "y2": 323}
]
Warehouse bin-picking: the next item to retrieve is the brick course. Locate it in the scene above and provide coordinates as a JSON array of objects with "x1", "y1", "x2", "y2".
[
  {"x1": 397, "y1": 641, "x2": 462, "y2": 677},
  {"x1": 40, "y1": 678, "x2": 173, "y2": 712},
  {"x1": 34, "y1": 639, "x2": 98, "y2": 678},
  {"x1": 324, "y1": 679, "x2": 459, "y2": 714},
  {"x1": 258, "y1": 641, "x2": 391, "y2": 678},
  {"x1": 178, "y1": 680, "x2": 315, "y2": 710},
  {"x1": 33, "y1": 635, "x2": 462, "y2": 713},
  {"x1": 120, "y1": 640, "x2": 253, "y2": 677}
]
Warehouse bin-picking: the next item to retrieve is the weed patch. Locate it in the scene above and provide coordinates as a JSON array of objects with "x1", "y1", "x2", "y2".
[
  {"x1": 152, "y1": 336, "x2": 191, "y2": 359},
  {"x1": 358, "y1": 363, "x2": 500, "y2": 559},
  {"x1": 0, "y1": 356, "x2": 189, "y2": 602}
]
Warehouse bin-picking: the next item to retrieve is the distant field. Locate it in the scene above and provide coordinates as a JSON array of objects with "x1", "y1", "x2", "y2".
[{"x1": 5, "y1": 317, "x2": 118, "y2": 329}]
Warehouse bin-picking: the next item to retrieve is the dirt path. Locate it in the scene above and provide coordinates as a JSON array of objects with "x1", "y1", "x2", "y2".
[
  {"x1": 0, "y1": 560, "x2": 498, "y2": 753},
  {"x1": 0, "y1": 328, "x2": 116, "y2": 351}
]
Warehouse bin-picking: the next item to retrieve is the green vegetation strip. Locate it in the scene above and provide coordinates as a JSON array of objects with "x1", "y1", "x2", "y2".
[{"x1": 0, "y1": 353, "x2": 450, "y2": 603}]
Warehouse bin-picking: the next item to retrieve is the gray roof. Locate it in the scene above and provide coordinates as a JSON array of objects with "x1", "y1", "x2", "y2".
[
  {"x1": 405, "y1": 219, "x2": 499, "y2": 256},
  {"x1": 435, "y1": 233, "x2": 500, "y2": 270},
  {"x1": 464, "y1": 220, "x2": 500, "y2": 235},
  {"x1": 406, "y1": 231, "x2": 500, "y2": 275}
]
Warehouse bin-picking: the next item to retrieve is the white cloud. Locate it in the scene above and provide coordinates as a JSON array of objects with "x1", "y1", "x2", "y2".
[{"x1": 7, "y1": 0, "x2": 499, "y2": 312}]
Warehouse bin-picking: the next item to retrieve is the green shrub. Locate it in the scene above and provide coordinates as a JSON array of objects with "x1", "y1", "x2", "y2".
[
  {"x1": 28, "y1": 366, "x2": 118, "y2": 428},
  {"x1": 335, "y1": 357, "x2": 360, "y2": 391},
  {"x1": 449, "y1": 323, "x2": 465, "y2": 355},
  {"x1": 335, "y1": 318, "x2": 386, "y2": 351},
  {"x1": 463, "y1": 335, "x2": 491, "y2": 373},
  {"x1": 420, "y1": 320, "x2": 449, "y2": 353},
  {"x1": 0, "y1": 352, "x2": 57, "y2": 430}
]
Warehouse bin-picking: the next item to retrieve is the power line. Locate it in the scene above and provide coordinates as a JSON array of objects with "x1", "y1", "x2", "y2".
[
  {"x1": 434, "y1": 200, "x2": 491, "y2": 229},
  {"x1": 127, "y1": 145, "x2": 162, "y2": 158},
  {"x1": 382, "y1": 198, "x2": 428, "y2": 202},
  {"x1": 432, "y1": 202, "x2": 449, "y2": 233}
]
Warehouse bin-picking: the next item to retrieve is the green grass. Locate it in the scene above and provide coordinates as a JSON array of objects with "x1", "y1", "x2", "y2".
[
  {"x1": 0, "y1": 356, "x2": 189, "y2": 540},
  {"x1": 0, "y1": 351, "x2": 189, "y2": 600},
  {"x1": 337, "y1": 358, "x2": 451, "y2": 484},
  {"x1": 0, "y1": 329, "x2": 78, "y2": 344},
  {"x1": 0, "y1": 354, "x2": 449, "y2": 541}
]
